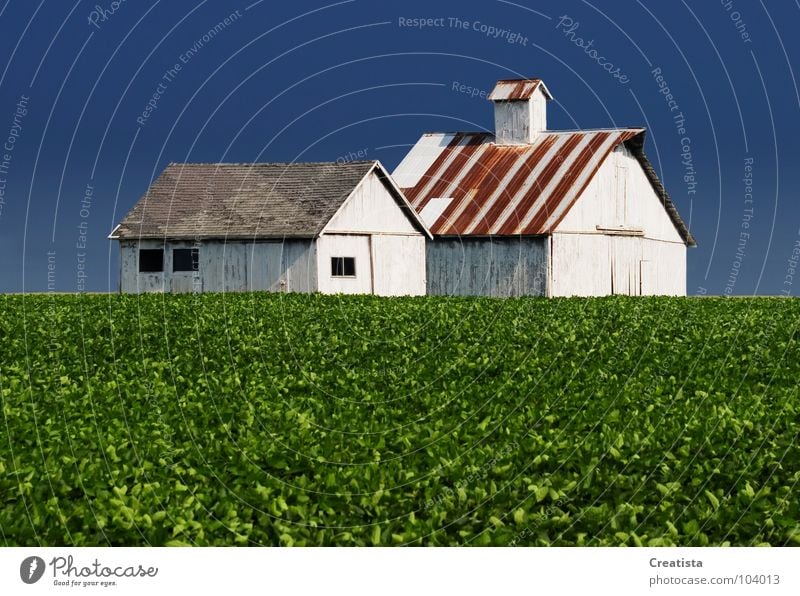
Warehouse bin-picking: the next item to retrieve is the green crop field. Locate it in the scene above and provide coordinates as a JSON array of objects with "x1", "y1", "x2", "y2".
[{"x1": 0, "y1": 293, "x2": 798, "y2": 546}]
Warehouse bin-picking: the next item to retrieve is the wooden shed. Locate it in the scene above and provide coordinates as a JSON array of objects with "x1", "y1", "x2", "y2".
[
  {"x1": 393, "y1": 78, "x2": 696, "y2": 297},
  {"x1": 110, "y1": 160, "x2": 431, "y2": 295}
]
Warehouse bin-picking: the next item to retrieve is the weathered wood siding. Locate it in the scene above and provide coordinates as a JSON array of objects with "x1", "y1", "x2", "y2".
[
  {"x1": 325, "y1": 170, "x2": 418, "y2": 234},
  {"x1": 371, "y1": 235, "x2": 426, "y2": 296},
  {"x1": 550, "y1": 234, "x2": 686, "y2": 297},
  {"x1": 640, "y1": 239, "x2": 685, "y2": 295},
  {"x1": 555, "y1": 144, "x2": 684, "y2": 242},
  {"x1": 120, "y1": 239, "x2": 166, "y2": 293},
  {"x1": 119, "y1": 169, "x2": 426, "y2": 295},
  {"x1": 246, "y1": 240, "x2": 317, "y2": 293},
  {"x1": 119, "y1": 239, "x2": 317, "y2": 294},
  {"x1": 493, "y1": 86, "x2": 548, "y2": 144},
  {"x1": 550, "y1": 144, "x2": 687, "y2": 296},
  {"x1": 549, "y1": 234, "x2": 611, "y2": 297},
  {"x1": 317, "y1": 169, "x2": 426, "y2": 296},
  {"x1": 316, "y1": 234, "x2": 373, "y2": 294},
  {"x1": 426, "y1": 237, "x2": 547, "y2": 296}
]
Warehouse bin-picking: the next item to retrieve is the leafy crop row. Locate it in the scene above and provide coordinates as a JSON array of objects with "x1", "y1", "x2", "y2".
[{"x1": 0, "y1": 293, "x2": 798, "y2": 546}]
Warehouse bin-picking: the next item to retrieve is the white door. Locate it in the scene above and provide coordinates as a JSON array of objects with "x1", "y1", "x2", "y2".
[
  {"x1": 371, "y1": 235, "x2": 426, "y2": 296},
  {"x1": 610, "y1": 236, "x2": 641, "y2": 296},
  {"x1": 640, "y1": 260, "x2": 656, "y2": 296}
]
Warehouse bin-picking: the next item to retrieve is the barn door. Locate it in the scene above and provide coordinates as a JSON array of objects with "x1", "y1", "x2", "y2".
[
  {"x1": 640, "y1": 260, "x2": 656, "y2": 296},
  {"x1": 610, "y1": 236, "x2": 641, "y2": 296},
  {"x1": 222, "y1": 245, "x2": 248, "y2": 292}
]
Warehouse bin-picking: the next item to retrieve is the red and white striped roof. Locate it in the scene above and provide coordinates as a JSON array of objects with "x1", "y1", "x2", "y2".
[
  {"x1": 487, "y1": 78, "x2": 553, "y2": 101},
  {"x1": 393, "y1": 129, "x2": 643, "y2": 237}
]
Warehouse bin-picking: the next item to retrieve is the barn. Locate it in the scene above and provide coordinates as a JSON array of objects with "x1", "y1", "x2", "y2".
[
  {"x1": 393, "y1": 78, "x2": 696, "y2": 297},
  {"x1": 110, "y1": 160, "x2": 430, "y2": 295}
]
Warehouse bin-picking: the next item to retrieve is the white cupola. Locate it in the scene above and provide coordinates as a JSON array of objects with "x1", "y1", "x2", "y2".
[{"x1": 488, "y1": 79, "x2": 553, "y2": 144}]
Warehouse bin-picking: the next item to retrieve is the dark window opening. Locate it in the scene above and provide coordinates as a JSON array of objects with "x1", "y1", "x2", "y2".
[
  {"x1": 331, "y1": 256, "x2": 356, "y2": 277},
  {"x1": 173, "y1": 248, "x2": 199, "y2": 272},
  {"x1": 139, "y1": 249, "x2": 164, "y2": 273}
]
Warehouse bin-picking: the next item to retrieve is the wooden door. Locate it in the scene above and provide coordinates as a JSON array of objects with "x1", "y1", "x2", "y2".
[{"x1": 610, "y1": 236, "x2": 641, "y2": 296}]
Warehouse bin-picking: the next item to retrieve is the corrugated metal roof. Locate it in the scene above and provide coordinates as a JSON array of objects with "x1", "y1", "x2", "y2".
[
  {"x1": 114, "y1": 161, "x2": 429, "y2": 240},
  {"x1": 487, "y1": 79, "x2": 552, "y2": 101},
  {"x1": 394, "y1": 129, "x2": 696, "y2": 245}
]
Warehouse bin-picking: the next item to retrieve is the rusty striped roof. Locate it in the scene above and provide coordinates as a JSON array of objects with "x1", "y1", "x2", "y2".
[
  {"x1": 393, "y1": 129, "x2": 695, "y2": 245},
  {"x1": 487, "y1": 79, "x2": 552, "y2": 101}
]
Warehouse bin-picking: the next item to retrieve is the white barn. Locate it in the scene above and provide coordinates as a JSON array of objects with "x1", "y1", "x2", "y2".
[
  {"x1": 110, "y1": 160, "x2": 430, "y2": 295},
  {"x1": 394, "y1": 78, "x2": 696, "y2": 297}
]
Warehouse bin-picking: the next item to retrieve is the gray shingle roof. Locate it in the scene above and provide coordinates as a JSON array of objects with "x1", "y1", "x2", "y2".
[{"x1": 113, "y1": 161, "x2": 378, "y2": 240}]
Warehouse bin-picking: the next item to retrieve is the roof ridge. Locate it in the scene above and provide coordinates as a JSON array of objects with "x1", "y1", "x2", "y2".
[
  {"x1": 166, "y1": 160, "x2": 377, "y2": 167},
  {"x1": 420, "y1": 127, "x2": 644, "y2": 136}
]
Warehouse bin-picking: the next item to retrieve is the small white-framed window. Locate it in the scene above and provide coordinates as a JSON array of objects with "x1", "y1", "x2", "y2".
[{"x1": 331, "y1": 256, "x2": 356, "y2": 277}]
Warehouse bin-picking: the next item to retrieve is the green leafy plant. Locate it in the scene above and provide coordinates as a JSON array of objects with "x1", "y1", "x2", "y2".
[{"x1": 0, "y1": 293, "x2": 797, "y2": 546}]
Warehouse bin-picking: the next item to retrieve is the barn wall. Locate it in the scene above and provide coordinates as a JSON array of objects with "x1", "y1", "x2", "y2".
[
  {"x1": 494, "y1": 101, "x2": 531, "y2": 145},
  {"x1": 325, "y1": 170, "x2": 419, "y2": 234},
  {"x1": 316, "y1": 234, "x2": 373, "y2": 294},
  {"x1": 315, "y1": 233, "x2": 426, "y2": 296},
  {"x1": 371, "y1": 235, "x2": 426, "y2": 296},
  {"x1": 550, "y1": 233, "x2": 686, "y2": 297},
  {"x1": 169, "y1": 240, "x2": 203, "y2": 293},
  {"x1": 317, "y1": 170, "x2": 427, "y2": 296},
  {"x1": 549, "y1": 234, "x2": 611, "y2": 297},
  {"x1": 641, "y1": 239, "x2": 686, "y2": 296},
  {"x1": 119, "y1": 241, "x2": 137, "y2": 293},
  {"x1": 120, "y1": 239, "x2": 166, "y2": 293},
  {"x1": 426, "y1": 237, "x2": 547, "y2": 297},
  {"x1": 555, "y1": 144, "x2": 684, "y2": 243},
  {"x1": 550, "y1": 142, "x2": 687, "y2": 297},
  {"x1": 245, "y1": 240, "x2": 318, "y2": 293},
  {"x1": 119, "y1": 239, "x2": 317, "y2": 294},
  {"x1": 199, "y1": 240, "x2": 317, "y2": 293},
  {"x1": 493, "y1": 87, "x2": 548, "y2": 144}
]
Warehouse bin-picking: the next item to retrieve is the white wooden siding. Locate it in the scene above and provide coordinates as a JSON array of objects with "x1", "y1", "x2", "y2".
[
  {"x1": 549, "y1": 234, "x2": 612, "y2": 297},
  {"x1": 641, "y1": 239, "x2": 685, "y2": 295},
  {"x1": 169, "y1": 241, "x2": 201, "y2": 293},
  {"x1": 325, "y1": 170, "x2": 418, "y2": 235},
  {"x1": 316, "y1": 234, "x2": 372, "y2": 294},
  {"x1": 245, "y1": 241, "x2": 317, "y2": 293},
  {"x1": 555, "y1": 144, "x2": 684, "y2": 243},
  {"x1": 494, "y1": 101, "x2": 531, "y2": 145},
  {"x1": 610, "y1": 236, "x2": 642, "y2": 296},
  {"x1": 371, "y1": 235, "x2": 426, "y2": 296},
  {"x1": 550, "y1": 233, "x2": 685, "y2": 297},
  {"x1": 493, "y1": 86, "x2": 548, "y2": 144}
]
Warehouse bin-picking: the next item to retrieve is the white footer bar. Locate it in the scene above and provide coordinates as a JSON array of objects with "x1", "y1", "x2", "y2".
[{"x1": 1, "y1": 547, "x2": 797, "y2": 595}]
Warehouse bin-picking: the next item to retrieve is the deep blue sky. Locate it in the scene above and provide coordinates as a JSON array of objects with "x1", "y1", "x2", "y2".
[{"x1": 0, "y1": 0, "x2": 797, "y2": 294}]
